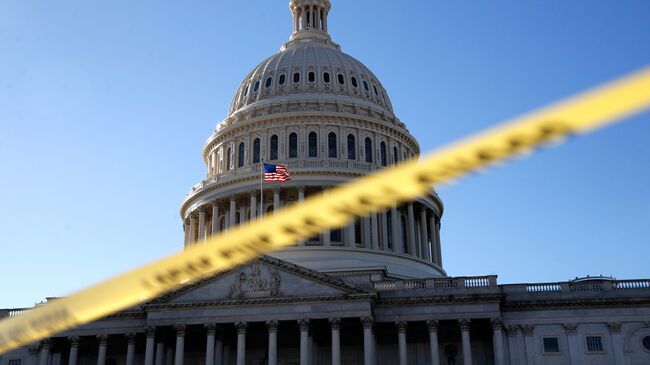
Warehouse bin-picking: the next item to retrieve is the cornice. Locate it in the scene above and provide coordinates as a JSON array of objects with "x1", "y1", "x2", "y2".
[
  {"x1": 503, "y1": 297, "x2": 650, "y2": 311},
  {"x1": 378, "y1": 294, "x2": 503, "y2": 305}
]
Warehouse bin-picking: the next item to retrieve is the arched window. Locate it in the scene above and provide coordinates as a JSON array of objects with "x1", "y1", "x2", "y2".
[
  {"x1": 373, "y1": 84, "x2": 379, "y2": 96},
  {"x1": 226, "y1": 147, "x2": 232, "y2": 171},
  {"x1": 253, "y1": 138, "x2": 261, "y2": 163},
  {"x1": 347, "y1": 134, "x2": 356, "y2": 160},
  {"x1": 364, "y1": 137, "x2": 373, "y2": 163},
  {"x1": 323, "y1": 72, "x2": 330, "y2": 83},
  {"x1": 238, "y1": 142, "x2": 245, "y2": 167},
  {"x1": 393, "y1": 146, "x2": 399, "y2": 163},
  {"x1": 293, "y1": 72, "x2": 300, "y2": 83},
  {"x1": 270, "y1": 135, "x2": 279, "y2": 160},
  {"x1": 380, "y1": 141, "x2": 387, "y2": 166},
  {"x1": 351, "y1": 76, "x2": 358, "y2": 88},
  {"x1": 328, "y1": 132, "x2": 337, "y2": 158},
  {"x1": 308, "y1": 72, "x2": 316, "y2": 83},
  {"x1": 278, "y1": 74, "x2": 286, "y2": 85},
  {"x1": 308, "y1": 132, "x2": 318, "y2": 157},
  {"x1": 337, "y1": 74, "x2": 345, "y2": 85},
  {"x1": 363, "y1": 80, "x2": 369, "y2": 91},
  {"x1": 386, "y1": 211, "x2": 393, "y2": 249},
  {"x1": 289, "y1": 133, "x2": 298, "y2": 158},
  {"x1": 253, "y1": 80, "x2": 260, "y2": 92},
  {"x1": 265, "y1": 76, "x2": 273, "y2": 88}
]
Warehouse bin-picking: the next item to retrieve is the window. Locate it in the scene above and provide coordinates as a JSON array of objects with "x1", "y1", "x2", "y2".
[
  {"x1": 386, "y1": 211, "x2": 393, "y2": 248},
  {"x1": 351, "y1": 76, "x2": 358, "y2": 88},
  {"x1": 279, "y1": 74, "x2": 286, "y2": 85},
  {"x1": 337, "y1": 74, "x2": 345, "y2": 85},
  {"x1": 308, "y1": 71, "x2": 316, "y2": 82},
  {"x1": 293, "y1": 72, "x2": 300, "y2": 83},
  {"x1": 238, "y1": 142, "x2": 245, "y2": 167},
  {"x1": 253, "y1": 80, "x2": 260, "y2": 92},
  {"x1": 226, "y1": 147, "x2": 231, "y2": 170},
  {"x1": 364, "y1": 137, "x2": 373, "y2": 163},
  {"x1": 253, "y1": 138, "x2": 261, "y2": 163},
  {"x1": 363, "y1": 80, "x2": 369, "y2": 91},
  {"x1": 8, "y1": 360, "x2": 22, "y2": 365},
  {"x1": 380, "y1": 141, "x2": 387, "y2": 166},
  {"x1": 289, "y1": 133, "x2": 298, "y2": 158},
  {"x1": 323, "y1": 72, "x2": 330, "y2": 83},
  {"x1": 585, "y1": 336, "x2": 603, "y2": 353},
  {"x1": 265, "y1": 76, "x2": 273, "y2": 88},
  {"x1": 393, "y1": 146, "x2": 399, "y2": 163},
  {"x1": 308, "y1": 132, "x2": 318, "y2": 157},
  {"x1": 643, "y1": 336, "x2": 650, "y2": 351},
  {"x1": 347, "y1": 134, "x2": 356, "y2": 160},
  {"x1": 373, "y1": 84, "x2": 379, "y2": 96},
  {"x1": 542, "y1": 337, "x2": 560, "y2": 354},
  {"x1": 269, "y1": 135, "x2": 278, "y2": 160},
  {"x1": 328, "y1": 132, "x2": 337, "y2": 158}
]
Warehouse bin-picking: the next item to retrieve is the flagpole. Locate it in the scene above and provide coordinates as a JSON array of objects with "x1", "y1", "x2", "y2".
[{"x1": 260, "y1": 158, "x2": 263, "y2": 220}]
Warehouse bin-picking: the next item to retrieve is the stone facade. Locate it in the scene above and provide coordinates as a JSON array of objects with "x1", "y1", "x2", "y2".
[{"x1": 2, "y1": 1, "x2": 650, "y2": 364}]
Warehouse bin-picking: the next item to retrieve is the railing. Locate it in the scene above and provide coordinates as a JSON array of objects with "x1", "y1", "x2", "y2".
[
  {"x1": 8, "y1": 308, "x2": 30, "y2": 317},
  {"x1": 614, "y1": 279, "x2": 650, "y2": 289},
  {"x1": 526, "y1": 283, "x2": 562, "y2": 293},
  {"x1": 372, "y1": 276, "x2": 497, "y2": 292},
  {"x1": 505, "y1": 279, "x2": 650, "y2": 295}
]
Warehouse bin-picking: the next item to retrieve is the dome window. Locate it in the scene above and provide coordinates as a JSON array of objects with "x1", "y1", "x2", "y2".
[
  {"x1": 265, "y1": 77, "x2": 273, "y2": 88},
  {"x1": 347, "y1": 134, "x2": 356, "y2": 160},
  {"x1": 328, "y1": 132, "x2": 337, "y2": 158},
  {"x1": 308, "y1": 132, "x2": 318, "y2": 157},
  {"x1": 351, "y1": 76, "x2": 358, "y2": 88},
  {"x1": 393, "y1": 146, "x2": 399, "y2": 163},
  {"x1": 364, "y1": 137, "x2": 373, "y2": 163},
  {"x1": 337, "y1": 74, "x2": 345, "y2": 85},
  {"x1": 226, "y1": 147, "x2": 232, "y2": 171},
  {"x1": 238, "y1": 142, "x2": 245, "y2": 168},
  {"x1": 254, "y1": 80, "x2": 260, "y2": 92},
  {"x1": 293, "y1": 72, "x2": 301, "y2": 83},
  {"x1": 289, "y1": 133, "x2": 298, "y2": 158},
  {"x1": 270, "y1": 135, "x2": 279, "y2": 160},
  {"x1": 308, "y1": 72, "x2": 316, "y2": 83},
  {"x1": 278, "y1": 74, "x2": 286, "y2": 85},
  {"x1": 380, "y1": 141, "x2": 387, "y2": 166},
  {"x1": 363, "y1": 80, "x2": 369, "y2": 91},
  {"x1": 323, "y1": 72, "x2": 331, "y2": 83},
  {"x1": 253, "y1": 138, "x2": 261, "y2": 163},
  {"x1": 373, "y1": 85, "x2": 379, "y2": 96}
]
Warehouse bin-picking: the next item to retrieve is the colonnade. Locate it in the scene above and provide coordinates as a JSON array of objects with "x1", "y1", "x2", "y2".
[
  {"x1": 44, "y1": 318, "x2": 506, "y2": 365},
  {"x1": 183, "y1": 186, "x2": 442, "y2": 265},
  {"x1": 292, "y1": 2, "x2": 328, "y2": 33}
]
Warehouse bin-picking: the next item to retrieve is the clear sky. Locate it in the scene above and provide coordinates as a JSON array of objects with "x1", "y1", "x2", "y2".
[{"x1": 0, "y1": 0, "x2": 649, "y2": 308}]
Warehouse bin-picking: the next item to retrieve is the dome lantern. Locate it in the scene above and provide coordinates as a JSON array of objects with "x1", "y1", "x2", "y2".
[{"x1": 286, "y1": 0, "x2": 334, "y2": 47}]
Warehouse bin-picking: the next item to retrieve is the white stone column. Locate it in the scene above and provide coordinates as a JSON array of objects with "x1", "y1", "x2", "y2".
[
  {"x1": 313, "y1": 5, "x2": 319, "y2": 29},
  {"x1": 435, "y1": 220, "x2": 443, "y2": 265},
  {"x1": 229, "y1": 197, "x2": 237, "y2": 228},
  {"x1": 183, "y1": 220, "x2": 189, "y2": 246},
  {"x1": 205, "y1": 324, "x2": 216, "y2": 365},
  {"x1": 267, "y1": 321, "x2": 278, "y2": 365},
  {"x1": 396, "y1": 322, "x2": 407, "y2": 365},
  {"x1": 301, "y1": 6, "x2": 307, "y2": 30},
  {"x1": 344, "y1": 222, "x2": 355, "y2": 247},
  {"x1": 189, "y1": 215, "x2": 197, "y2": 244},
  {"x1": 211, "y1": 202, "x2": 219, "y2": 236},
  {"x1": 370, "y1": 213, "x2": 379, "y2": 250},
  {"x1": 155, "y1": 339, "x2": 165, "y2": 365},
  {"x1": 608, "y1": 322, "x2": 625, "y2": 365},
  {"x1": 214, "y1": 327, "x2": 223, "y2": 365},
  {"x1": 419, "y1": 207, "x2": 430, "y2": 260},
  {"x1": 273, "y1": 187, "x2": 281, "y2": 213},
  {"x1": 249, "y1": 193, "x2": 257, "y2": 221},
  {"x1": 427, "y1": 321, "x2": 440, "y2": 365},
  {"x1": 299, "y1": 319, "x2": 309, "y2": 365},
  {"x1": 125, "y1": 334, "x2": 136, "y2": 365},
  {"x1": 362, "y1": 217, "x2": 372, "y2": 248},
  {"x1": 362, "y1": 318, "x2": 373, "y2": 365},
  {"x1": 380, "y1": 212, "x2": 388, "y2": 250},
  {"x1": 330, "y1": 318, "x2": 341, "y2": 365},
  {"x1": 28, "y1": 345, "x2": 40, "y2": 365},
  {"x1": 198, "y1": 207, "x2": 206, "y2": 241},
  {"x1": 564, "y1": 323, "x2": 579, "y2": 364},
  {"x1": 236, "y1": 322, "x2": 246, "y2": 365},
  {"x1": 522, "y1": 325, "x2": 535, "y2": 365},
  {"x1": 97, "y1": 335, "x2": 108, "y2": 365},
  {"x1": 68, "y1": 337, "x2": 79, "y2": 365},
  {"x1": 174, "y1": 325, "x2": 185, "y2": 365},
  {"x1": 491, "y1": 319, "x2": 505, "y2": 365},
  {"x1": 460, "y1": 320, "x2": 472, "y2": 365},
  {"x1": 144, "y1": 327, "x2": 156, "y2": 365},
  {"x1": 505, "y1": 325, "x2": 524, "y2": 365},
  {"x1": 406, "y1": 203, "x2": 417, "y2": 255},
  {"x1": 391, "y1": 206, "x2": 402, "y2": 253},
  {"x1": 429, "y1": 216, "x2": 438, "y2": 264},
  {"x1": 38, "y1": 340, "x2": 50, "y2": 365}
]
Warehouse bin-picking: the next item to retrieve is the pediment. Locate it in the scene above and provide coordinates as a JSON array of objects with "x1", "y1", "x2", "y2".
[{"x1": 149, "y1": 256, "x2": 371, "y2": 305}]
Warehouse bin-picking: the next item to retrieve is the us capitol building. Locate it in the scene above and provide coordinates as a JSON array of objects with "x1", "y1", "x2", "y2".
[{"x1": 2, "y1": 1, "x2": 650, "y2": 364}]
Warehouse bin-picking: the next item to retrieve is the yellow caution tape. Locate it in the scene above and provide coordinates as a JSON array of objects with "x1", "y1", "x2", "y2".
[{"x1": 1, "y1": 67, "x2": 650, "y2": 354}]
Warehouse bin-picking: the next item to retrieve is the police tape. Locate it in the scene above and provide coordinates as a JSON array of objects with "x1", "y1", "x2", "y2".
[{"x1": 1, "y1": 67, "x2": 649, "y2": 354}]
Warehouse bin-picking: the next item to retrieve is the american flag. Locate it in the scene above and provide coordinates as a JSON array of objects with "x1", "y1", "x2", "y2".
[{"x1": 263, "y1": 163, "x2": 291, "y2": 182}]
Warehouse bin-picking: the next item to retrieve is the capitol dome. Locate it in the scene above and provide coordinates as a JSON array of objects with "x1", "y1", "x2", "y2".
[{"x1": 181, "y1": 0, "x2": 445, "y2": 279}]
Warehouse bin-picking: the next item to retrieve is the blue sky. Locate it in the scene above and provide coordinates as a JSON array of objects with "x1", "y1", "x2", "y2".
[{"x1": 0, "y1": 0, "x2": 649, "y2": 308}]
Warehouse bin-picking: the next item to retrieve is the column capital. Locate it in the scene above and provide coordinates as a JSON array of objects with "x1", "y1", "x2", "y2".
[
  {"x1": 521, "y1": 324, "x2": 535, "y2": 336},
  {"x1": 329, "y1": 318, "x2": 341, "y2": 329},
  {"x1": 250, "y1": 191, "x2": 257, "y2": 198},
  {"x1": 427, "y1": 320, "x2": 439, "y2": 332},
  {"x1": 145, "y1": 326, "x2": 156, "y2": 338},
  {"x1": 396, "y1": 321, "x2": 407, "y2": 333},
  {"x1": 68, "y1": 336, "x2": 80, "y2": 346},
  {"x1": 297, "y1": 185, "x2": 305, "y2": 193},
  {"x1": 229, "y1": 195, "x2": 236, "y2": 202},
  {"x1": 199, "y1": 206, "x2": 206, "y2": 213},
  {"x1": 40, "y1": 339, "x2": 51, "y2": 348},
  {"x1": 236, "y1": 321, "x2": 247, "y2": 334},
  {"x1": 459, "y1": 319, "x2": 471, "y2": 331},
  {"x1": 298, "y1": 318, "x2": 310, "y2": 332},
  {"x1": 361, "y1": 317, "x2": 373, "y2": 329},
  {"x1": 28, "y1": 345, "x2": 40, "y2": 355},
  {"x1": 563, "y1": 323, "x2": 578, "y2": 335},
  {"x1": 212, "y1": 199, "x2": 220, "y2": 206},
  {"x1": 505, "y1": 325, "x2": 519, "y2": 337},
  {"x1": 491, "y1": 318, "x2": 504, "y2": 330},
  {"x1": 97, "y1": 334, "x2": 109, "y2": 345},
  {"x1": 607, "y1": 322, "x2": 622, "y2": 334},
  {"x1": 174, "y1": 325, "x2": 186, "y2": 337},
  {"x1": 205, "y1": 324, "x2": 217, "y2": 335},
  {"x1": 273, "y1": 186, "x2": 281, "y2": 194},
  {"x1": 126, "y1": 333, "x2": 137, "y2": 344},
  {"x1": 266, "y1": 320, "x2": 279, "y2": 333}
]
